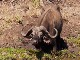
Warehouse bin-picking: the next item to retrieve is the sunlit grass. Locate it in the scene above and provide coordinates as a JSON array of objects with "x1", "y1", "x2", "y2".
[
  {"x1": 0, "y1": 47, "x2": 79, "y2": 60},
  {"x1": 68, "y1": 37, "x2": 80, "y2": 47}
]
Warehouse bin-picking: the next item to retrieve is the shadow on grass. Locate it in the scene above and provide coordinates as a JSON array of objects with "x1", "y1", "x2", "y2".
[{"x1": 36, "y1": 51, "x2": 44, "y2": 60}]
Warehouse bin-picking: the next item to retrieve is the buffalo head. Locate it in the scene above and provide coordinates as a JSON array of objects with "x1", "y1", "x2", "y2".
[{"x1": 21, "y1": 26, "x2": 58, "y2": 44}]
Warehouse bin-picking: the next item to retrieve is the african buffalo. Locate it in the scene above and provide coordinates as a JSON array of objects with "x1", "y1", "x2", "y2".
[{"x1": 21, "y1": 4, "x2": 67, "y2": 52}]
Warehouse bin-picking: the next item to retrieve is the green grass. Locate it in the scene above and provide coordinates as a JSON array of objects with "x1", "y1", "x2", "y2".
[
  {"x1": 0, "y1": 48, "x2": 79, "y2": 60},
  {"x1": 0, "y1": 37, "x2": 80, "y2": 60},
  {"x1": 0, "y1": 48, "x2": 34, "y2": 60},
  {"x1": 67, "y1": 37, "x2": 80, "y2": 47}
]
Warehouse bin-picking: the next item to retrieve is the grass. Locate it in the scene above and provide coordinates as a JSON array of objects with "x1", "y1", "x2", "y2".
[
  {"x1": 31, "y1": 0, "x2": 40, "y2": 8},
  {"x1": 0, "y1": 37, "x2": 80, "y2": 60},
  {"x1": 0, "y1": 48, "x2": 35, "y2": 60},
  {"x1": 0, "y1": 47, "x2": 79, "y2": 60},
  {"x1": 67, "y1": 37, "x2": 80, "y2": 47}
]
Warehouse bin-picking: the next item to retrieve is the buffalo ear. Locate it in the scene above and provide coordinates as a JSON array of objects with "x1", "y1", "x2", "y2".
[
  {"x1": 25, "y1": 27, "x2": 33, "y2": 37},
  {"x1": 21, "y1": 27, "x2": 33, "y2": 37},
  {"x1": 25, "y1": 29, "x2": 33, "y2": 38},
  {"x1": 26, "y1": 29, "x2": 32, "y2": 36}
]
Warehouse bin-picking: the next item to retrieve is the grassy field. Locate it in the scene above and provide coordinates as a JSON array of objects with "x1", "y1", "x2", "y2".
[{"x1": 0, "y1": 37, "x2": 80, "y2": 60}]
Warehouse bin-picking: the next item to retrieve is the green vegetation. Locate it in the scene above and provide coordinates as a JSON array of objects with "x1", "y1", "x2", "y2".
[
  {"x1": 0, "y1": 47, "x2": 79, "y2": 60},
  {"x1": 0, "y1": 48, "x2": 36, "y2": 60},
  {"x1": 67, "y1": 37, "x2": 80, "y2": 47},
  {"x1": 0, "y1": 37, "x2": 80, "y2": 60}
]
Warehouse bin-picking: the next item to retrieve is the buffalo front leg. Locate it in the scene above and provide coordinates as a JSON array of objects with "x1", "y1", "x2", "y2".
[{"x1": 51, "y1": 39, "x2": 57, "y2": 54}]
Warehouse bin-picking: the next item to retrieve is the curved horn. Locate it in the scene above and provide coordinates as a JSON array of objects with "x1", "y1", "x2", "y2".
[
  {"x1": 21, "y1": 26, "x2": 33, "y2": 37},
  {"x1": 40, "y1": 26, "x2": 58, "y2": 38},
  {"x1": 49, "y1": 28, "x2": 58, "y2": 38}
]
